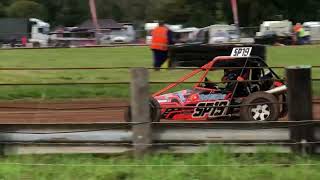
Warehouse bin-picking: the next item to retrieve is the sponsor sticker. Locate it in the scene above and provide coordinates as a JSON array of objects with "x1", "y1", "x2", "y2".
[{"x1": 192, "y1": 100, "x2": 230, "y2": 118}]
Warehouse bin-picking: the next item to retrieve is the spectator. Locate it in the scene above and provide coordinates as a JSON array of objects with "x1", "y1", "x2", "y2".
[
  {"x1": 293, "y1": 23, "x2": 302, "y2": 45},
  {"x1": 150, "y1": 22, "x2": 173, "y2": 71},
  {"x1": 293, "y1": 23, "x2": 310, "y2": 45},
  {"x1": 293, "y1": 23, "x2": 302, "y2": 34},
  {"x1": 21, "y1": 36, "x2": 27, "y2": 47}
]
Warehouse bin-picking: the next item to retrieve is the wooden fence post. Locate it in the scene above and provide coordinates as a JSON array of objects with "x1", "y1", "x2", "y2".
[
  {"x1": 286, "y1": 66, "x2": 314, "y2": 154},
  {"x1": 131, "y1": 68, "x2": 152, "y2": 158}
]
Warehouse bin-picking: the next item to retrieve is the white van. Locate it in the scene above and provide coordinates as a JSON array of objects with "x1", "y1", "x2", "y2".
[
  {"x1": 303, "y1": 22, "x2": 320, "y2": 43},
  {"x1": 256, "y1": 20, "x2": 293, "y2": 37}
]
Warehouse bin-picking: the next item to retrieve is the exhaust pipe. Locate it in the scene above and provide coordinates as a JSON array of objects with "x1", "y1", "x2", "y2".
[{"x1": 265, "y1": 85, "x2": 287, "y2": 95}]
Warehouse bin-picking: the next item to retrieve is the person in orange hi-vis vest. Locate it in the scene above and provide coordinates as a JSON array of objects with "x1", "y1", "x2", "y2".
[
  {"x1": 293, "y1": 23, "x2": 302, "y2": 44},
  {"x1": 150, "y1": 22, "x2": 173, "y2": 71}
]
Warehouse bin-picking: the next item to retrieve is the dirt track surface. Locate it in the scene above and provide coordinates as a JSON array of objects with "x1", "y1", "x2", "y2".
[
  {"x1": 0, "y1": 99, "x2": 128, "y2": 124},
  {"x1": 0, "y1": 99, "x2": 318, "y2": 124}
]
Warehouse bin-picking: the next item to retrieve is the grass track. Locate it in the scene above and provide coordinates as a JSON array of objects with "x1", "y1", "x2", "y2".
[{"x1": 0, "y1": 45, "x2": 318, "y2": 100}]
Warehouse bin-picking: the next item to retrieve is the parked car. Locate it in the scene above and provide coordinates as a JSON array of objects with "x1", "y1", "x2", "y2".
[{"x1": 100, "y1": 25, "x2": 136, "y2": 44}]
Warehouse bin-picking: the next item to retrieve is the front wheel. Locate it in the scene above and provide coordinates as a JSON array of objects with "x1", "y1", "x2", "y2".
[
  {"x1": 240, "y1": 92, "x2": 280, "y2": 121},
  {"x1": 149, "y1": 97, "x2": 161, "y2": 122}
]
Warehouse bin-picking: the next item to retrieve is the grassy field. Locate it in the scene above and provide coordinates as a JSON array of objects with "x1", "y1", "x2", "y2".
[
  {"x1": 0, "y1": 149, "x2": 319, "y2": 179},
  {"x1": 0, "y1": 45, "x2": 319, "y2": 100},
  {"x1": 0, "y1": 47, "x2": 319, "y2": 179}
]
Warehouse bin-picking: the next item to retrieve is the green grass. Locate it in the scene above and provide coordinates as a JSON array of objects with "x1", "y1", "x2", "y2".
[
  {"x1": 0, "y1": 148, "x2": 319, "y2": 179},
  {"x1": 0, "y1": 45, "x2": 319, "y2": 100}
]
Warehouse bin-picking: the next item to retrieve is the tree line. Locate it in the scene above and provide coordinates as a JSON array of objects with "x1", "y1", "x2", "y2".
[{"x1": 0, "y1": 0, "x2": 319, "y2": 28}]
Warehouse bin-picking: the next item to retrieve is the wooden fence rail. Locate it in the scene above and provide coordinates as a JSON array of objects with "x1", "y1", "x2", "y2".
[{"x1": 0, "y1": 66, "x2": 318, "y2": 156}]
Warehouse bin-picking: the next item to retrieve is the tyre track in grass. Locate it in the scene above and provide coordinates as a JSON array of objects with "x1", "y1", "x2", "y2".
[
  {"x1": 0, "y1": 99, "x2": 128, "y2": 124},
  {"x1": 0, "y1": 98, "x2": 318, "y2": 124}
]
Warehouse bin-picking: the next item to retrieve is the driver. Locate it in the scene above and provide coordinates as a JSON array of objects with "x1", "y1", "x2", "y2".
[
  {"x1": 201, "y1": 69, "x2": 248, "y2": 92},
  {"x1": 203, "y1": 77, "x2": 217, "y2": 89},
  {"x1": 222, "y1": 69, "x2": 248, "y2": 96}
]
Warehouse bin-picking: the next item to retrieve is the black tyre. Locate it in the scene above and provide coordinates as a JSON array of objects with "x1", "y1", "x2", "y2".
[
  {"x1": 124, "y1": 97, "x2": 161, "y2": 122},
  {"x1": 240, "y1": 92, "x2": 280, "y2": 121},
  {"x1": 32, "y1": 42, "x2": 41, "y2": 48},
  {"x1": 124, "y1": 106, "x2": 131, "y2": 122},
  {"x1": 278, "y1": 94, "x2": 288, "y2": 118},
  {"x1": 149, "y1": 97, "x2": 161, "y2": 122}
]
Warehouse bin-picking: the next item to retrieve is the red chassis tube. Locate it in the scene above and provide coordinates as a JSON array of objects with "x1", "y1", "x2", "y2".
[{"x1": 152, "y1": 56, "x2": 236, "y2": 97}]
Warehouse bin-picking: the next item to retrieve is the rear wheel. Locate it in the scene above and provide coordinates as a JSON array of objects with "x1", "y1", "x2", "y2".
[
  {"x1": 240, "y1": 92, "x2": 280, "y2": 121},
  {"x1": 32, "y1": 42, "x2": 41, "y2": 48},
  {"x1": 125, "y1": 97, "x2": 161, "y2": 122},
  {"x1": 278, "y1": 94, "x2": 288, "y2": 118}
]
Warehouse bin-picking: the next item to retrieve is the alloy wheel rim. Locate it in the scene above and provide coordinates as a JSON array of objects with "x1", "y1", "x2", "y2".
[{"x1": 251, "y1": 104, "x2": 271, "y2": 121}]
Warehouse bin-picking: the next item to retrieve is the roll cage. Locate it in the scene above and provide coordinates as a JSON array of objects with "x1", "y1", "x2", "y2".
[{"x1": 152, "y1": 56, "x2": 282, "y2": 97}]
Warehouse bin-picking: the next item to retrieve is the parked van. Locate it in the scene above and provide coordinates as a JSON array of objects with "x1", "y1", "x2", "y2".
[{"x1": 303, "y1": 22, "x2": 320, "y2": 43}]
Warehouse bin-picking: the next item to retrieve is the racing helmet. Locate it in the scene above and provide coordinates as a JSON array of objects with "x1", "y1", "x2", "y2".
[{"x1": 223, "y1": 69, "x2": 241, "y2": 81}]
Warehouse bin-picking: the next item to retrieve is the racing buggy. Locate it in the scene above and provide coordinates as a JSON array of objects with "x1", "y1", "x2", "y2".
[{"x1": 148, "y1": 48, "x2": 287, "y2": 122}]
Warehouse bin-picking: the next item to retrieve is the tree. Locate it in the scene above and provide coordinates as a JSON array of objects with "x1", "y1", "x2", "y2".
[
  {"x1": 2, "y1": 0, "x2": 320, "y2": 28},
  {"x1": 54, "y1": 0, "x2": 89, "y2": 26},
  {"x1": 7, "y1": 0, "x2": 47, "y2": 19},
  {"x1": 0, "y1": 3, "x2": 7, "y2": 17},
  {"x1": 156, "y1": 0, "x2": 224, "y2": 27},
  {"x1": 95, "y1": 0, "x2": 124, "y2": 21}
]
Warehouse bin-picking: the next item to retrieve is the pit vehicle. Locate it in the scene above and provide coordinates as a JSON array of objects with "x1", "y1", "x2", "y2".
[
  {"x1": 254, "y1": 20, "x2": 293, "y2": 45},
  {"x1": 150, "y1": 48, "x2": 287, "y2": 122},
  {"x1": 303, "y1": 22, "x2": 320, "y2": 44},
  {"x1": 0, "y1": 18, "x2": 50, "y2": 47},
  {"x1": 190, "y1": 24, "x2": 253, "y2": 44}
]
